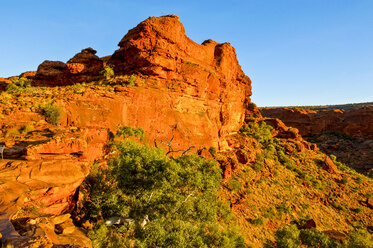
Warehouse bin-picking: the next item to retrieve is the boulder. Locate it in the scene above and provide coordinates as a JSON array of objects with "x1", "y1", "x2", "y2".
[
  {"x1": 66, "y1": 47, "x2": 104, "y2": 83},
  {"x1": 33, "y1": 60, "x2": 71, "y2": 86},
  {"x1": 322, "y1": 156, "x2": 339, "y2": 174}
]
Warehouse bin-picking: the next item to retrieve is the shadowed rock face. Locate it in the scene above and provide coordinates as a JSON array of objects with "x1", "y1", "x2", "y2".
[
  {"x1": 33, "y1": 61, "x2": 71, "y2": 86},
  {"x1": 66, "y1": 47, "x2": 104, "y2": 82},
  {"x1": 33, "y1": 48, "x2": 104, "y2": 86}
]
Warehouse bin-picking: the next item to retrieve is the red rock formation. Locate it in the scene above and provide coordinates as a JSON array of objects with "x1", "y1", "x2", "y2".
[
  {"x1": 58, "y1": 15, "x2": 251, "y2": 150},
  {"x1": 33, "y1": 60, "x2": 71, "y2": 86},
  {"x1": 29, "y1": 15, "x2": 254, "y2": 151},
  {"x1": 33, "y1": 48, "x2": 104, "y2": 86},
  {"x1": 66, "y1": 47, "x2": 104, "y2": 82},
  {"x1": 0, "y1": 15, "x2": 257, "y2": 246},
  {"x1": 19, "y1": 71, "x2": 37, "y2": 79},
  {"x1": 110, "y1": 15, "x2": 251, "y2": 92}
]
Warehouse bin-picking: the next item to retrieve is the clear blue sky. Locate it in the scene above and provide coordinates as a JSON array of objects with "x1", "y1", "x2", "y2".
[{"x1": 1, "y1": 0, "x2": 372, "y2": 106}]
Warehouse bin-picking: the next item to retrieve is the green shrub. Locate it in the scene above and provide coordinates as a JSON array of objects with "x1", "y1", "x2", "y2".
[
  {"x1": 330, "y1": 200, "x2": 346, "y2": 212},
  {"x1": 6, "y1": 77, "x2": 36, "y2": 93},
  {"x1": 116, "y1": 126, "x2": 145, "y2": 140},
  {"x1": 20, "y1": 124, "x2": 35, "y2": 134},
  {"x1": 346, "y1": 229, "x2": 373, "y2": 248},
  {"x1": 208, "y1": 146, "x2": 217, "y2": 155},
  {"x1": 300, "y1": 228, "x2": 340, "y2": 248},
  {"x1": 102, "y1": 65, "x2": 115, "y2": 80},
  {"x1": 5, "y1": 127, "x2": 20, "y2": 137},
  {"x1": 249, "y1": 217, "x2": 264, "y2": 226},
  {"x1": 40, "y1": 103, "x2": 62, "y2": 125},
  {"x1": 239, "y1": 121, "x2": 273, "y2": 145},
  {"x1": 84, "y1": 131, "x2": 244, "y2": 247},
  {"x1": 228, "y1": 176, "x2": 242, "y2": 191},
  {"x1": 71, "y1": 83, "x2": 85, "y2": 93},
  {"x1": 276, "y1": 203, "x2": 291, "y2": 217},
  {"x1": 263, "y1": 206, "x2": 276, "y2": 219},
  {"x1": 275, "y1": 224, "x2": 300, "y2": 248},
  {"x1": 278, "y1": 150, "x2": 296, "y2": 171},
  {"x1": 127, "y1": 75, "x2": 137, "y2": 86}
]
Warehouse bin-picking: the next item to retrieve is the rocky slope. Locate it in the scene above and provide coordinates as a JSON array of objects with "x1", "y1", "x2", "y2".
[
  {"x1": 0, "y1": 15, "x2": 372, "y2": 247},
  {"x1": 261, "y1": 105, "x2": 373, "y2": 176}
]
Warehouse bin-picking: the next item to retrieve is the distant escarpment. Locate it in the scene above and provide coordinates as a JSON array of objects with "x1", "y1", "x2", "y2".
[
  {"x1": 261, "y1": 104, "x2": 373, "y2": 175},
  {"x1": 261, "y1": 104, "x2": 373, "y2": 139}
]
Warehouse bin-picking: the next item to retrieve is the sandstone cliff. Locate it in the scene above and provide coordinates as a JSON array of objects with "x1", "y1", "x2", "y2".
[{"x1": 31, "y1": 15, "x2": 252, "y2": 152}]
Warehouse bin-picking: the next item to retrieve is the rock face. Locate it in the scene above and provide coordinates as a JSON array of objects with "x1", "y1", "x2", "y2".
[
  {"x1": 0, "y1": 159, "x2": 91, "y2": 247},
  {"x1": 32, "y1": 15, "x2": 252, "y2": 151},
  {"x1": 29, "y1": 15, "x2": 253, "y2": 150},
  {"x1": 109, "y1": 15, "x2": 251, "y2": 95}
]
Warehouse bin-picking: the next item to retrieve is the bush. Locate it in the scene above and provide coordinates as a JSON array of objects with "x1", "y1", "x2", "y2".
[
  {"x1": 208, "y1": 146, "x2": 217, "y2": 155},
  {"x1": 116, "y1": 126, "x2": 145, "y2": 140},
  {"x1": 40, "y1": 103, "x2": 61, "y2": 125},
  {"x1": 6, "y1": 77, "x2": 36, "y2": 93},
  {"x1": 300, "y1": 228, "x2": 340, "y2": 248},
  {"x1": 275, "y1": 224, "x2": 300, "y2": 248},
  {"x1": 275, "y1": 224, "x2": 372, "y2": 248},
  {"x1": 346, "y1": 229, "x2": 373, "y2": 248},
  {"x1": 5, "y1": 127, "x2": 20, "y2": 137},
  {"x1": 239, "y1": 121, "x2": 273, "y2": 145},
  {"x1": 127, "y1": 75, "x2": 137, "y2": 86},
  {"x1": 102, "y1": 65, "x2": 114, "y2": 80},
  {"x1": 84, "y1": 131, "x2": 244, "y2": 247},
  {"x1": 20, "y1": 124, "x2": 35, "y2": 134}
]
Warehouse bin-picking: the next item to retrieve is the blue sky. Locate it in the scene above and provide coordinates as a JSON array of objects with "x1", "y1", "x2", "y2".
[{"x1": 0, "y1": 0, "x2": 372, "y2": 106}]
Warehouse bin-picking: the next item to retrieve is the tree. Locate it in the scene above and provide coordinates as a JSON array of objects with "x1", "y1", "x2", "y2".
[{"x1": 84, "y1": 127, "x2": 244, "y2": 247}]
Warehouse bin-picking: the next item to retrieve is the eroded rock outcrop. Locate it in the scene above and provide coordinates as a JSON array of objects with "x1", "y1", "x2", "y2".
[
  {"x1": 66, "y1": 47, "x2": 104, "y2": 83},
  {"x1": 109, "y1": 15, "x2": 251, "y2": 94},
  {"x1": 1, "y1": 14, "x2": 373, "y2": 247},
  {"x1": 33, "y1": 60, "x2": 71, "y2": 86},
  {"x1": 42, "y1": 15, "x2": 253, "y2": 151},
  {"x1": 33, "y1": 48, "x2": 104, "y2": 86}
]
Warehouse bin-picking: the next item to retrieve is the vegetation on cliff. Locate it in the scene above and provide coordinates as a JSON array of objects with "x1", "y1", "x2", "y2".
[
  {"x1": 82, "y1": 127, "x2": 244, "y2": 247},
  {"x1": 217, "y1": 119, "x2": 373, "y2": 247}
]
